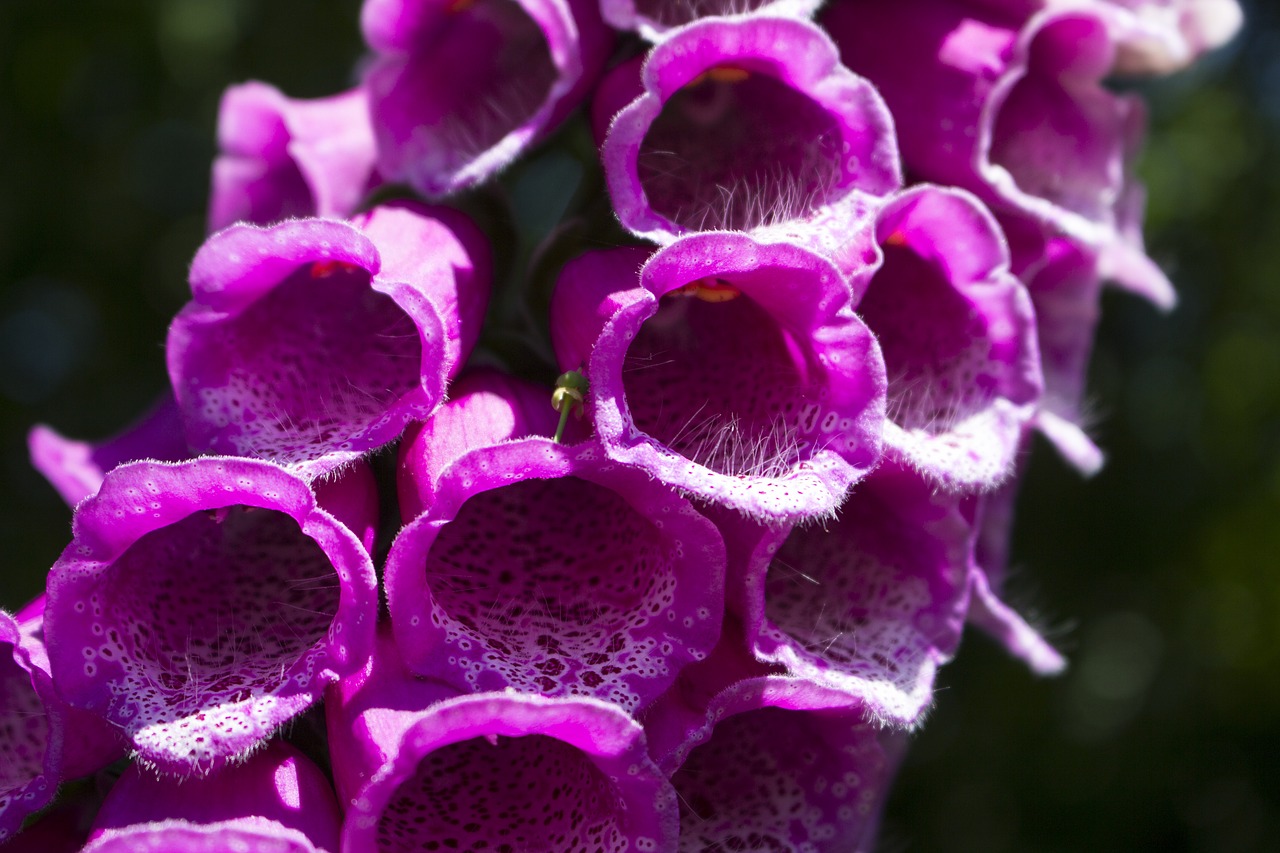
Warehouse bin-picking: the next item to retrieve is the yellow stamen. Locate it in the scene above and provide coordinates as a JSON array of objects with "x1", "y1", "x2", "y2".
[
  {"x1": 882, "y1": 231, "x2": 908, "y2": 248},
  {"x1": 672, "y1": 277, "x2": 742, "y2": 303},
  {"x1": 447, "y1": 0, "x2": 477, "y2": 12},
  {"x1": 685, "y1": 65, "x2": 751, "y2": 89},
  {"x1": 310, "y1": 260, "x2": 360, "y2": 278}
]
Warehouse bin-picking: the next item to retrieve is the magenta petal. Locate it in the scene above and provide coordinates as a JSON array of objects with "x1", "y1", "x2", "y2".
[
  {"x1": 0, "y1": 612, "x2": 60, "y2": 844},
  {"x1": 84, "y1": 741, "x2": 340, "y2": 853},
  {"x1": 362, "y1": 0, "x2": 612, "y2": 196},
  {"x1": 44, "y1": 458, "x2": 377, "y2": 774},
  {"x1": 863, "y1": 185, "x2": 1042, "y2": 490},
  {"x1": 602, "y1": 15, "x2": 900, "y2": 242},
  {"x1": 553, "y1": 236, "x2": 887, "y2": 522},
  {"x1": 386, "y1": 437, "x2": 725, "y2": 712},
  {"x1": 28, "y1": 393, "x2": 188, "y2": 508},
  {"x1": 168, "y1": 204, "x2": 489, "y2": 478},
  {"x1": 209, "y1": 82, "x2": 379, "y2": 231},
  {"x1": 329, "y1": 636, "x2": 677, "y2": 853},
  {"x1": 738, "y1": 462, "x2": 973, "y2": 725},
  {"x1": 600, "y1": 0, "x2": 824, "y2": 41}
]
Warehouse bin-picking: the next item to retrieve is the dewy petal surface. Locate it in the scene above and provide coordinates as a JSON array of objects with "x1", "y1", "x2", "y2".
[
  {"x1": 601, "y1": 14, "x2": 900, "y2": 242},
  {"x1": 552, "y1": 236, "x2": 886, "y2": 522},
  {"x1": 44, "y1": 458, "x2": 377, "y2": 774}
]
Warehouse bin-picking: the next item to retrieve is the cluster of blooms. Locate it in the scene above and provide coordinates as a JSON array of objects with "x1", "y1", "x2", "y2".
[{"x1": 3, "y1": 0, "x2": 1240, "y2": 850}]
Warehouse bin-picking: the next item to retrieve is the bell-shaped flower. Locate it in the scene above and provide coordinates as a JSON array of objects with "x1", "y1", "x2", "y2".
[
  {"x1": 29, "y1": 393, "x2": 188, "y2": 508},
  {"x1": 861, "y1": 185, "x2": 1041, "y2": 491},
  {"x1": 1, "y1": 611, "x2": 61, "y2": 843},
  {"x1": 598, "y1": 15, "x2": 900, "y2": 242},
  {"x1": 642, "y1": 619, "x2": 905, "y2": 852},
  {"x1": 81, "y1": 741, "x2": 341, "y2": 853},
  {"x1": 389, "y1": 371, "x2": 725, "y2": 712},
  {"x1": 960, "y1": 0, "x2": 1243, "y2": 74},
  {"x1": 167, "y1": 201, "x2": 491, "y2": 479},
  {"x1": 327, "y1": 625, "x2": 678, "y2": 852},
  {"x1": 209, "y1": 83, "x2": 379, "y2": 232},
  {"x1": 823, "y1": 0, "x2": 1175, "y2": 309},
  {"x1": 361, "y1": 0, "x2": 613, "y2": 196},
  {"x1": 551, "y1": 236, "x2": 886, "y2": 523},
  {"x1": 43, "y1": 457, "x2": 378, "y2": 775},
  {"x1": 599, "y1": 0, "x2": 823, "y2": 42}
]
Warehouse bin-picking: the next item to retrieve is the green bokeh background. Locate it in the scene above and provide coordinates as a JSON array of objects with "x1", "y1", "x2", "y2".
[{"x1": 1, "y1": 1, "x2": 1276, "y2": 850}]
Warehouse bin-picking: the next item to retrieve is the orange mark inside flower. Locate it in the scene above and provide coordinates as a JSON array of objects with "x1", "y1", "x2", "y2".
[
  {"x1": 685, "y1": 65, "x2": 751, "y2": 89},
  {"x1": 882, "y1": 230, "x2": 908, "y2": 248},
  {"x1": 310, "y1": 260, "x2": 361, "y2": 278},
  {"x1": 447, "y1": 0, "x2": 477, "y2": 12},
  {"x1": 672, "y1": 277, "x2": 742, "y2": 303}
]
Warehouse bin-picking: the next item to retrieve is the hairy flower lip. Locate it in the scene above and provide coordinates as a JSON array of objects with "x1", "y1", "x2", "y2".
[
  {"x1": 168, "y1": 203, "x2": 489, "y2": 479},
  {"x1": 599, "y1": 0, "x2": 824, "y2": 42},
  {"x1": 44, "y1": 457, "x2": 377, "y2": 775},
  {"x1": 551, "y1": 234, "x2": 886, "y2": 523},
  {"x1": 601, "y1": 14, "x2": 901, "y2": 243}
]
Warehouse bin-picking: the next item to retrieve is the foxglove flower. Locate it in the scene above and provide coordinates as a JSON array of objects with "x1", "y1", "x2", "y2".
[
  {"x1": 598, "y1": 15, "x2": 900, "y2": 241},
  {"x1": 209, "y1": 83, "x2": 379, "y2": 232},
  {"x1": 43, "y1": 457, "x2": 378, "y2": 774},
  {"x1": 29, "y1": 394, "x2": 188, "y2": 508},
  {"x1": 327, "y1": 626, "x2": 678, "y2": 852},
  {"x1": 962, "y1": 0, "x2": 1244, "y2": 73},
  {"x1": 390, "y1": 372, "x2": 725, "y2": 711},
  {"x1": 551, "y1": 236, "x2": 885, "y2": 522},
  {"x1": 643, "y1": 619, "x2": 904, "y2": 852},
  {"x1": 599, "y1": 0, "x2": 823, "y2": 42},
  {"x1": 361, "y1": 0, "x2": 612, "y2": 196},
  {"x1": 862, "y1": 185, "x2": 1041, "y2": 491},
  {"x1": 82, "y1": 741, "x2": 341, "y2": 853},
  {"x1": 0, "y1": 611, "x2": 60, "y2": 842},
  {"x1": 167, "y1": 201, "x2": 490, "y2": 478},
  {"x1": 823, "y1": 0, "x2": 1176, "y2": 309}
]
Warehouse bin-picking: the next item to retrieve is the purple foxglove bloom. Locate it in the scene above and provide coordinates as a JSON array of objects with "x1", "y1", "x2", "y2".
[
  {"x1": 167, "y1": 201, "x2": 490, "y2": 478},
  {"x1": 82, "y1": 741, "x2": 341, "y2": 853},
  {"x1": 861, "y1": 185, "x2": 1041, "y2": 491},
  {"x1": 642, "y1": 621, "x2": 904, "y2": 852},
  {"x1": 389, "y1": 374, "x2": 725, "y2": 711},
  {"x1": 327, "y1": 626, "x2": 678, "y2": 852},
  {"x1": 43, "y1": 457, "x2": 378, "y2": 775},
  {"x1": 28, "y1": 394, "x2": 188, "y2": 508},
  {"x1": 823, "y1": 0, "x2": 1176, "y2": 309},
  {"x1": 963, "y1": 0, "x2": 1243, "y2": 73},
  {"x1": 1, "y1": 611, "x2": 61, "y2": 843},
  {"x1": 599, "y1": 15, "x2": 901, "y2": 242},
  {"x1": 728, "y1": 461, "x2": 975, "y2": 726},
  {"x1": 551, "y1": 237, "x2": 886, "y2": 523},
  {"x1": 209, "y1": 83, "x2": 379, "y2": 232},
  {"x1": 361, "y1": 0, "x2": 613, "y2": 196},
  {"x1": 599, "y1": 0, "x2": 823, "y2": 42}
]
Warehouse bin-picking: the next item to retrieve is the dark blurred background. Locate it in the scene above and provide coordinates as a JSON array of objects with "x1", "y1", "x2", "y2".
[{"x1": 1, "y1": 1, "x2": 1275, "y2": 851}]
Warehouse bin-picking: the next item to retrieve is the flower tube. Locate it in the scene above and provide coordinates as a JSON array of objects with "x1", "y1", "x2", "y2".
[
  {"x1": 551, "y1": 236, "x2": 885, "y2": 522},
  {"x1": 82, "y1": 741, "x2": 341, "y2": 853},
  {"x1": 209, "y1": 83, "x2": 379, "y2": 232},
  {"x1": 599, "y1": 15, "x2": 900, "y2": 241},
  {"x1": 824, "y1": 0, "x2": 1175, "y2": 308},
  {"x1": 43, "y1": 457, "x2": 378, "y2": 774},
  {"x1": 642, "y1": 620, "x2": 904, "y2": 852},
  {"x1": 328, "y1": 625, "x2": 678, "y2": 852},
  {"x1": 361, "y1": 0, "x2": 612, "y2": 196},
  {"x1": 390, "y1": 373, "x2": 725, "y2": 712},
  {"x1": 167, "y1": 201, "x2": 490, "y2": 478},
  {"x1": 862, "y1": 185, "x2": 1042, "y2": 491}
]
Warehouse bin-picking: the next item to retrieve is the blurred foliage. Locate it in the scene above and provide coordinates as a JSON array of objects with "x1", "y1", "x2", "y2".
[{"x1": 1, "y1": 1, "x2": 1276, "y2": 851}]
